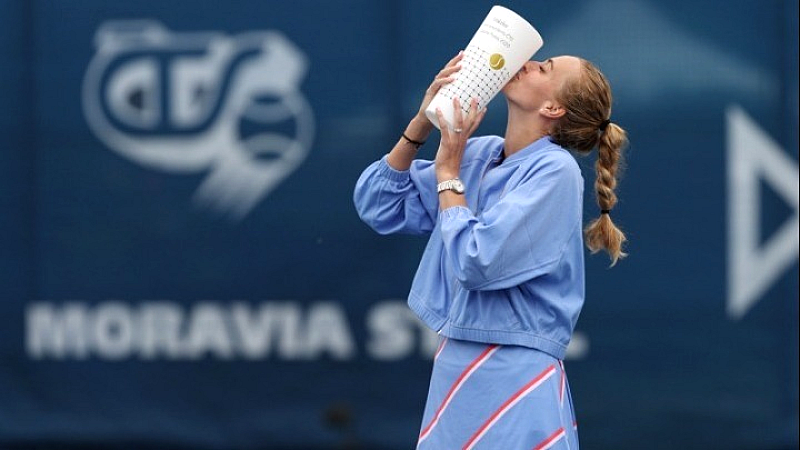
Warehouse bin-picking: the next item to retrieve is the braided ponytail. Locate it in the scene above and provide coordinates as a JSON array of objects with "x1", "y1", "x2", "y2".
[
  {"x1": 551, "y1": 59, "x2": 628, "y2": 265},
  {"x1": 585, "y1": 123, "x2": 627, "y2": 265}
]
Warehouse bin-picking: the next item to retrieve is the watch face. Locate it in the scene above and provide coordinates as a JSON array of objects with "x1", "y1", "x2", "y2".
[{"x1": 438, "y1": 179, "x2": 466, "y2": 194}]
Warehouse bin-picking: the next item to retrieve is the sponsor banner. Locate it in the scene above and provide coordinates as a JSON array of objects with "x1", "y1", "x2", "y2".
[{"x1": 0, "y1": 1, "x2": 796, "y2": 449}]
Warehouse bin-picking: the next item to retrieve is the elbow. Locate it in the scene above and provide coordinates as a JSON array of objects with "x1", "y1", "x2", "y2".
[
  {"x1": 354, "y1": 200, "x2": 413, "y2": 235},
  {"x1": 353, "y1": 173, "x2": 400, "y2": 234},
  {"x1": 352, "y1": 193, "x2": 370, "y2": 223},
  {"x1": 355, "y1": 207, "x2": 398, "y2": 235},
  {"x1": 455, "y1": 256, "x2": 559, "y2": 291},
  {"x1": 353, "y1": 186, "x2": 385, "y2": 232},
  {"x1": 457, "y1": 277, "x2": 484, "y2": 291},
  {"x1": 444, "y1": 237, "x2": 500, "y2": 290},
  {"x1": 452, "y1": 257, "x2": 495, "y2": 291}
]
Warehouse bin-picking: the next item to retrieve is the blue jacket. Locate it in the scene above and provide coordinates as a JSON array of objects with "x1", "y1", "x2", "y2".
[{"x1": 354, "y1": 136, "x2": 585, "y2": 359}]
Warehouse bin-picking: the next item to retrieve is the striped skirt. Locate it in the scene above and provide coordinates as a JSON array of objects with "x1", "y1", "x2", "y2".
[{"x1": 417, "y1": 337, "x2": 579, "y2": 450}]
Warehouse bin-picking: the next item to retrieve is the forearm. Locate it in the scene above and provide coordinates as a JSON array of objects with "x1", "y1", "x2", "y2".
[
  {"x1": 438, "y1": 190, "x2": 467, "y2": 210},
  {"x1": 387, "y1": 115, "x2": 434, "y2": 171}
]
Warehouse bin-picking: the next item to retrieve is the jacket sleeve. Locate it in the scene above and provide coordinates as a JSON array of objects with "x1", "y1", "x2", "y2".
[
  {"x1": 439, "y1": 153, "x2": 583, "y2": 290},
  {"x1": 353, "y1": 155, "x2": 439, "y2": 235}
]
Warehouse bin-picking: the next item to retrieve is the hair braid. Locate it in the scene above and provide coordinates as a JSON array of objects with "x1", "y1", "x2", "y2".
[
  {"x1": 585, "y1": 123, "x2": 627, "y2": 265},
  {"x1": 594, "y1": 126, "x2": 620, "y2": 210},
  {"x1": 551, "y1": 59, "x2": 629, "y2": 265}
]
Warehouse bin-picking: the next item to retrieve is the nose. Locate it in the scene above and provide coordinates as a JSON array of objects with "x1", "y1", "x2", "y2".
[
  {"x1": 520, "y1": 61, "x2": 534, "y2": 73},
  {"x1": 525, "y1": 60, "x2": 543, "y2": 71}
]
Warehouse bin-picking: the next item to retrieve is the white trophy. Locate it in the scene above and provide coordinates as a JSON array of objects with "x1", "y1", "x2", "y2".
[{"x1": 425, "y1": 6, "x2": 544, "y2": 130}]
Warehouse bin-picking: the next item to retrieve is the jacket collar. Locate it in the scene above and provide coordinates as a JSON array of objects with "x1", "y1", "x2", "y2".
[{"x1": 501, "y1": 136, "x2": 558, "y2": 165}]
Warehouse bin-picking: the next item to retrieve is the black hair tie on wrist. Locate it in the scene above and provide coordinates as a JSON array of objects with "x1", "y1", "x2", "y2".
[
  {"x1": 601, "y1": 209, "x2": 611, "y2": 214},
  {"x1": 402, "y1": 132, "x2": 425, "y2": 149},
  {"x1": 598, "y1": 119, "x2": 611, "y2": 132}
]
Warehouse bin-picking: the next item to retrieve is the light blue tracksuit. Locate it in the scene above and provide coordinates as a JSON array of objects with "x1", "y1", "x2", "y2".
[{"x1": 354, "y1": 135, "x2": 585, "y2": 449}]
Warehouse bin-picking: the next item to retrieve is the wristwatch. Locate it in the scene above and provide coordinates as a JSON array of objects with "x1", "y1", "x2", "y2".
[{"x1": 437, "y1": 178, "x2": 465, "y2": 195}]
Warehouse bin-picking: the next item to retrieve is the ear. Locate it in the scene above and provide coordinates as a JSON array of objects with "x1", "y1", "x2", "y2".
[{"x1": 539, "y1": 101, "x2": 566, "y2": 120}]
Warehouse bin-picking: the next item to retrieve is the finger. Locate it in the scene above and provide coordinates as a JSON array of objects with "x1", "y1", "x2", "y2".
[
  {"x1": 443, "y1": 50, "x2": 464, "y2": 69},
  {"x1": 427, "y1": 76, "x2": 455, "y2": 96},
  {"x1": 435, "y1": 108, "x2": 450, "y2": 142},
  {"x1": 452, "y1": 97, "x2": 464, "y2": 134},
  {"x1": 437, "y1": 64, "x2": 461, "y2": 79},
  {"x1": 468, "y1": 108, "x2": 488, "y2": 135},
  {"x1": 466, "y1": 97, "x2": 478, "y2": 128},
  {"x1": 433, "y1": 76, "x2": 456, "y2": 86}
]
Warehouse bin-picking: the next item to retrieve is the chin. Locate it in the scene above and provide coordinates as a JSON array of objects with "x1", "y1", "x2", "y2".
[
  {"x1": 501, "y1": 80, "x2": 515, "y2": 95},
  {"x1": 502, "y1": 82, "x2": 521, "y2": 101}
]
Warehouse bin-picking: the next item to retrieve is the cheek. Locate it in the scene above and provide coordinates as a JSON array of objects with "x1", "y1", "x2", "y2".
[
  {"x1": 505, "y1": 77, "x2": 555, "y2": 110},
  {"x1": 518, "y1": 79, "x2": 550, "y2": 105},
  {"x1": 527, "y1": 77, "x2": 557, "y2": 98}
]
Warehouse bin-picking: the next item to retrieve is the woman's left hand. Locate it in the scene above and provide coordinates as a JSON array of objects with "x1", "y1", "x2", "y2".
[{"x1": 434, "y1": 97, "x2": 487, "y2": 182}]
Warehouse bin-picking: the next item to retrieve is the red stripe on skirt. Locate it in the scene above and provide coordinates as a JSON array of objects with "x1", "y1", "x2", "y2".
[
  {"x1": 433, "y1": 337, "x2": 448, "y2": 361},
  {"x1": 417, "y1": 344, "x2": 499, "y2": 443},
  {"x1": 462, "y1": 364, "x2": 557, "y2": 450},
  {"x1": 532, "y1": 427, "x2": 565, "y2": 450}
]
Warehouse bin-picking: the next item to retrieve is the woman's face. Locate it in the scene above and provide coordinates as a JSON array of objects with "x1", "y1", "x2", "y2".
[{"x1": 502, "y1": 55, "x2": 582, "y2": 112}]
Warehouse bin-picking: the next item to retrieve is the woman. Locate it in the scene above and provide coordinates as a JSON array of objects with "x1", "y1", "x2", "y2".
[{"x1": 354, "y1": 50, "x2": 627, "y2": 449}]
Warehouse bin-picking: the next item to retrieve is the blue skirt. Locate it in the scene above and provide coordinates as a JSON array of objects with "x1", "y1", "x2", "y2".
[{"x1": 416, "y1": 337, "x2": 579, "y2": 449}]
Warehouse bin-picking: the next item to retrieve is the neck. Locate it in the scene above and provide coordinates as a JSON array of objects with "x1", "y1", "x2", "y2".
[{"x1": 503, "y1": 102, "x2": 551, "y2": 158}]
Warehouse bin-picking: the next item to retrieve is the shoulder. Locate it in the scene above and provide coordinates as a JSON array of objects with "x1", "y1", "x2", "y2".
[
  {"x1": 541, "y1": 140, "x2": 579, "y2": 166},
  {"x1": 506, "y1": 144, "x2": 583, "y2": 197},
  {"x1": 526, "y1": 142, "x2": 581, "y2": 178}
]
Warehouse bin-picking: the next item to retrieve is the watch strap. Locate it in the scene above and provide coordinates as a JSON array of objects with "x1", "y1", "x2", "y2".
[{"x1": 437, "y1": 178, "x2": 464, "y2": 194}]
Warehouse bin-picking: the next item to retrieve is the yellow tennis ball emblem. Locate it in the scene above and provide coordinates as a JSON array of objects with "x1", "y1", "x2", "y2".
[{"x1": 489, "y1": 53, "x2": 505, "y2": 70}]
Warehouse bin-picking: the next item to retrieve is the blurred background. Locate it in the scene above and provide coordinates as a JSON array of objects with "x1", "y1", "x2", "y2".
[{"x1": 0, "y1": 0, "x2": 797, "y2": 449}]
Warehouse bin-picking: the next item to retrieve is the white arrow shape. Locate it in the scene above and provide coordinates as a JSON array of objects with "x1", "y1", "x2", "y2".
[{"x1": 726, "y1": 105, "x2": 799, "y2": 320}]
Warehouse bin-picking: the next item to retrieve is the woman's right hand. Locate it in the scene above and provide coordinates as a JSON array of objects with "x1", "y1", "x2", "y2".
[
  {"x1": 416, "y1": 51, "x2": 463, "y2": 122},
  {"x1": 395, "y1": 51, "x2": 464, "y2": 167}
]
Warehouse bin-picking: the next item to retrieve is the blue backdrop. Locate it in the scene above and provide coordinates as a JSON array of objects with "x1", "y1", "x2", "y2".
[{"x1": 1, "y1": 1, "x2": 797, "y2": 449}]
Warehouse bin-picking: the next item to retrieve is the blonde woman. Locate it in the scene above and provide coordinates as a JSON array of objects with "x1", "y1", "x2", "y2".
[{"x1": 354, "y1": 51, "x2": 627, "y2": 449}]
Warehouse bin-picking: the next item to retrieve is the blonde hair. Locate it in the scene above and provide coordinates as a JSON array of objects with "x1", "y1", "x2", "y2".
[{"x1": 551, "y1": 59, "x2": 628, "y2": 265}]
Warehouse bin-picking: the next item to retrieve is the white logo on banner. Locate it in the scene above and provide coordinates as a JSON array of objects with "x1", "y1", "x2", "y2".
[
  {"x1": 25, "y1": 300, "x2": 590, "y2": 361},
  {"x1": 82, "y1": 21, "x2": 315, "y2": 220},
  {"x1": 726, "y1": 105, "x2": 799, "y2": 319}
]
